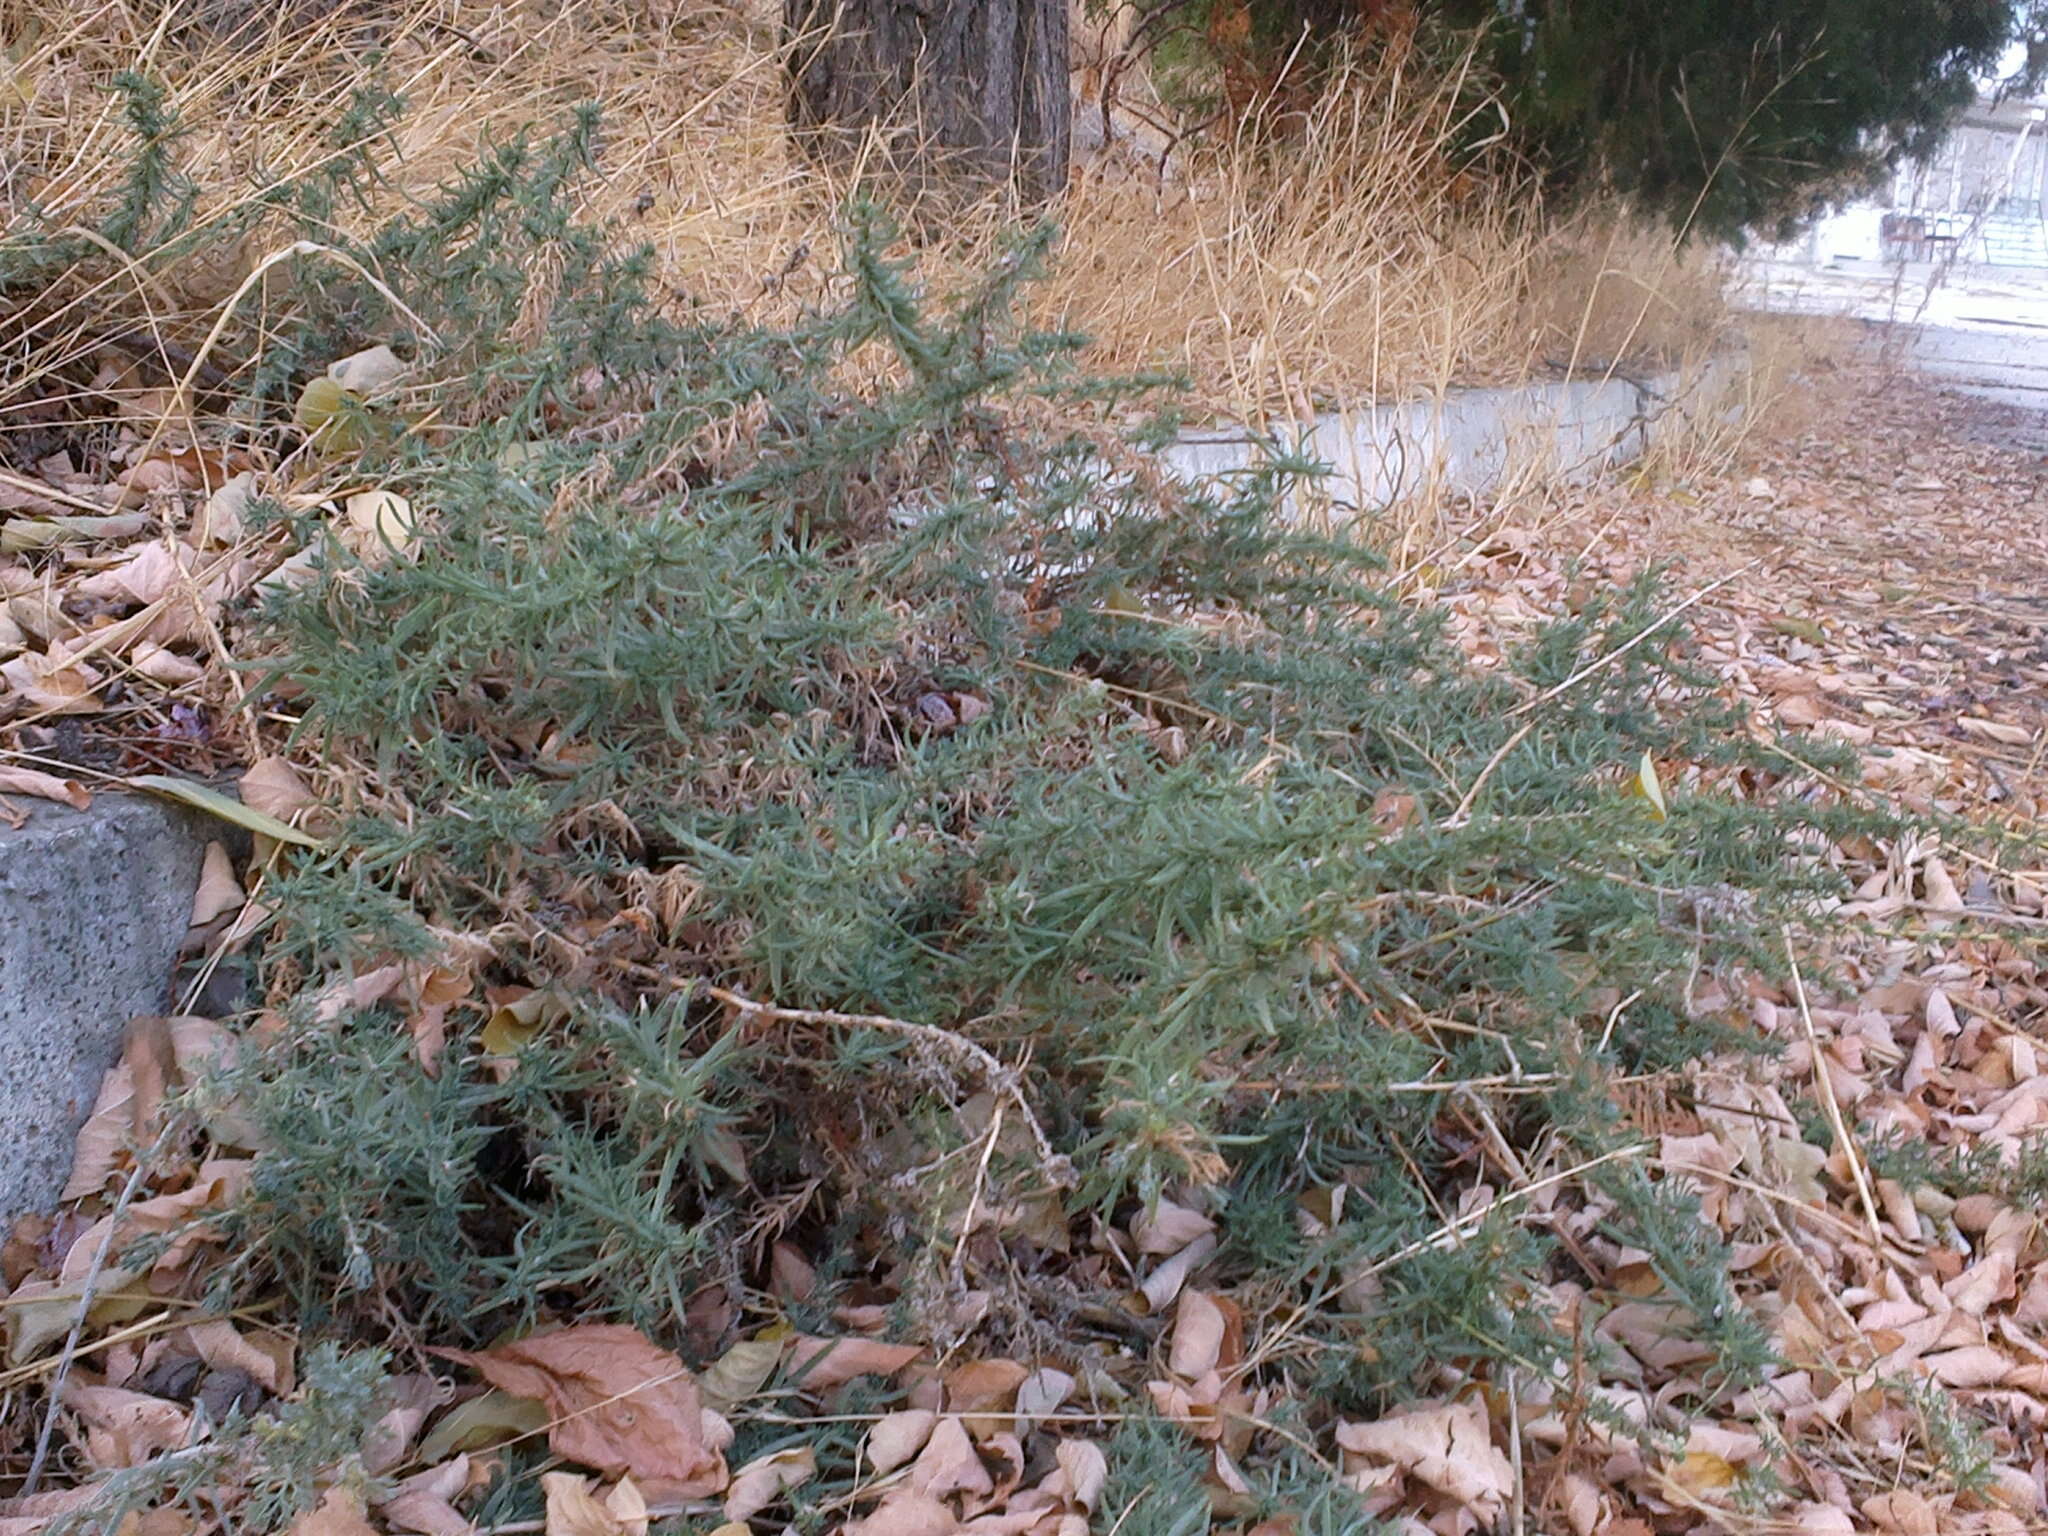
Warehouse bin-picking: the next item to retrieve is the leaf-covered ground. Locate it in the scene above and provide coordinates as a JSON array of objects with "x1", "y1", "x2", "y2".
[{"x1": 1, "y1": 317, "x2": 2043, "y2": 1536}]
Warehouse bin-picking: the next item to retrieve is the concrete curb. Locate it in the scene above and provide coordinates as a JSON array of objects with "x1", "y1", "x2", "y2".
[{"x1": 1161, "y1": 356, "x2": 1748, "y2": 515}]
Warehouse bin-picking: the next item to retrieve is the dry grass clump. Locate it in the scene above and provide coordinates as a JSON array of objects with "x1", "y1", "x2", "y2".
[
  {"x1": 1047, "y1": 41, "x2": 1542, "y2": 421},
  {"x1": 3, "y1": 0, "x2": 1736, "y2": 429}
]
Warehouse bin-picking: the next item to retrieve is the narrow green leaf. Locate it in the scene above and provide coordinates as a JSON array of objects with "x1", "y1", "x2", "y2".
[{"x1": 128, "y1": 774, "x2": 324, "y2": 847}]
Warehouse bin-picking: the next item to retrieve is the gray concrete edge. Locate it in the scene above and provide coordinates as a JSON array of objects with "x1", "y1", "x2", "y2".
[{"x1": 1158, "y1": 354, "x2": 1751, "y2": 517}]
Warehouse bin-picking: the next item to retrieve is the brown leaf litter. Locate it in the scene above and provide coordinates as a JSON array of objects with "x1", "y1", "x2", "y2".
[{"x1": 3, "y1": 351, "x2": 2047, "y2": 1534}]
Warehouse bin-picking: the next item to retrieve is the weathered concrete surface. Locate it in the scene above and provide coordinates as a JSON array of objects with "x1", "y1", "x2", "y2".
[
  {"x1": 1161, "y1": 360, "x2": 1742, "y2": 519},
  {"x1": 0, "y1": 794, "x2": 206, "y2": 1222}
]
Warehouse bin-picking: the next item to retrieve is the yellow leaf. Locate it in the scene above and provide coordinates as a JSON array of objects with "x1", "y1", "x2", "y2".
[
  {"x1": 416, "y1": 1389, "x2": 550, "y2": 1464},
  {"x1": 480, "y1": 990, "x2": 569, "y2": 1057},
  {"x1": 1, "y1": 60, "x2": 36, "y2": 110},
  {"x1": 697, "y1": 1337, "x2": 784, "y2": 1412},
  {"x1": 1670, "y1": 1450, "x2": 1738, "y2": 1494},
  {"x1": 1633, "y1": 750, "x2": 1668, "y2": 822},
  {"x1": 293, "y1": 377, "x2": 373, "y2": 455}
]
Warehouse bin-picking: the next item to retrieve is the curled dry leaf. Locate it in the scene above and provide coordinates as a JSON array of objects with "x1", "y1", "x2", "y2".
[
  {"x1": 843, "y1": 1492, "x2": 959, "y2": 1536},
  {"x1": 74, "y1": 539, "x2": 189, "y2": 607},
  {"x1": 363, "y1": 1372, "x2": 452, "y2": 1475},
  {"x1": 190, "y1": 472, "x2": 253, "y2": 548},
  {"x1": 377, "y1": 1455, "x2": 474, "y2": 1536},
  {"x1": 416, "y1": 1388, "x2": 550, "y2": 1464},
  {"x1": 724, "y1": 1445, "x2": 815, "y2": 1522},
  {"x1": 0, "y1": 766, "x2": 89, "y2": 810},
  {"x1": 542, "y1": 1472, "x2": 649, "y2": 1536},
  {"x1": 1922, "y1": 855, "x2": 1964, "y2": 914},
  {"x1": 906, "y1": 1416, "x2": 992, "y2": 1503},
  {"x1": 869, "y1": 1410, "x2": 939, "y2": 1474},
  {"x1": 1131, "y1": 1197, "x2": 1215, "y2": 1256},
  {"x1": 770, "y1": 1239, "x2": 816, "y2": 1301},
  {"x1": 1959, "y1": 715, "x2": 2032, "y2": 747},
  {"x1": 189, "y1": 841, "x2": 244, "y2": 926},
  {"x1": 1167, "y1": 1289, "x2": 1241, "y2": 1379},
  {"x1": 480, "y1": 987, "x2": 570, "y2": 1058},
  {"x1": 1336, "y1": 1399, "x2": 1514, "y2": 1519},
  {"x1": 696, "y1": 1335, "x2": 784, "y2": 1412},
  {"x1": 1138, "y1": 1230, "x2": 1218, "y2": 1313},
  {"x1": 238, "y1": 755, "x2": 316, "y2": 823},
  {"x1": 438, "y1": 1324, "x2": 728, "y2": 1499},
  {"x1": 65, "y1": 1383, "x2": 192, "y2": 1469},
  {"x1": 130, "y1": 641, "x2": 206, "y2": 687},
  {"x1": 1054, "y1": 1440, "x2": 1108, "y2": 1512},
  {"x1": 1013, "y1": 1367, "x2": 1074, "y2": 1432},
  {"x1": 1790, "y1": 1506, "x2": 1857, "y2": 1536},
  {"x1": 342, "y1": 489, "x2": 419, "y2": 566},
  {"x1": 328, "y1": 344, "x2": 410, "y2": 395},
  {"x1": 0, "y1": 645, "x2": 102, "y2": 714},
  {"x1": 945, "y1": 1358, "x2": 1030, "y2": 1438},
  {"x1": 1861, "y1": 1489, "x2": 1941, "y2": 1536},
  {"x1": 51, "y1": 1156, "x2": 250, "y2": 1290},
  {"x1": 1924, "y1": 1345, "x2": 2008, "y2": 1388},
  {"x1": 786, "y1": 1334, "x2": 923, "y2": 1392},
  {"x1": 188, "y1": 1318, "x2": 294, "y2": 1396},
  {"x1": 289, "y1": 1487, "x2": 380, "y2": 1536},
  {"x1": 62, "y1": 1019, "x2": 256, "y2": 1201}
]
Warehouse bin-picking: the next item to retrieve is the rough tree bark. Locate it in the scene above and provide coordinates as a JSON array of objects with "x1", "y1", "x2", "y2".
[{"x1": 784, "y1": 0, "x2": 1072, "y2": 207}]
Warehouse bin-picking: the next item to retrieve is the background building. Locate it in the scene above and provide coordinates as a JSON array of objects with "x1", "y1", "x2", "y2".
[{"x1": 1777, "y1": 91, "x2": 2048, "y2": 269}]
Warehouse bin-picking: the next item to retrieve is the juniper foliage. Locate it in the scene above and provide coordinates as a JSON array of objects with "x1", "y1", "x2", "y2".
[{"x1": 14, "y1": 88, "x2": 1895, "y2": 1445}]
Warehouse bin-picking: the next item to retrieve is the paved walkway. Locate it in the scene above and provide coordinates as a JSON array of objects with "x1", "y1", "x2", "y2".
[{"x1": 1744, "y1": 259, "x2": 2048, "y2": 409}]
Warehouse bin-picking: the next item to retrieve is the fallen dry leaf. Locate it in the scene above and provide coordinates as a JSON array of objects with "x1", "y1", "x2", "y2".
[
  {"x1": 1053, "y1": 1440, "x2": 1108, "y2": 1512},
  {"x1": 906, "y1": 1416, "x2": 993, "y2": 1502},
  {"x1": 696, "y1": 1336, "x2": 784, "y2": 1413},
  {"x1": 1167, "y1": 1289, "x2": 1241, "y2": 1379},
  {"x1": 946, "y1": 1358, "x2": 1030, "y2": 1438},
  {"x1": 787, "y1": 1334, "x2": 923, "y2": 1392},
  {"x1": 129, "y1": 640, "x2": 206, "y2": 687},
  {"x1": 377, "y1": 1455, "x2": 474, "y2": 1536},
  {"x1": 189, "y1": 841, "x2": 244, "y2": 926},
  {"x1": 0, "y1": 766, "x2": 89, "y2": 810},
  {"x1": 342, "y1": 488, "x2": 419, "y2": 566},
  {"x1": 238, "y1": 755, "x2": 317, "y2": 822},
  {"x1": 290, "y1": 1487, "x2": 380, "y2": 1536},
  {"x1": 363, "y1": 1373, "x2": 451, "y2": 1475},
  {"x1": 1336, "y1": 1398, "x2": 1513, "y2": 1518},
  {"x1": 439, "y1": 1325, "x2": 728, "y2": 1499},
  {"x1": 724, "y1": 1445, "x2": 815, "y2": 1522},
  {"x1": 64, "y1": 1383, "x2": 191, "y2": 1469},
  {"x1": 843, "y1": 1492, "x2": 960, "y2": 1536},
  {"x1": 188, "y1": 1318, "x2": 293, "y2": 1396},
  {"x1": 542, "y1": 1472, "x2": 649, "y2": 1536},
  {"x1": 869, "y1": 1410, "x2": 940, "y2": 1474},
  {"x1": 416, "y1": 1388, "x2": 550, "y2": 1463},
  {"x1": 1132, "y1": 1198, "x2": 1216, "y2": 1256}
]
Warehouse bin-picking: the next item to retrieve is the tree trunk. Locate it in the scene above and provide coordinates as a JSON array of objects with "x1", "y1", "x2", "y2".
[{"x1": 784, "y1": 0, "x2": 1072, "y2": 208}]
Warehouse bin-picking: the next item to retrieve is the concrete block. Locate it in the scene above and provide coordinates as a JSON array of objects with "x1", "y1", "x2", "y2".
[{"x1": 0, "y1": 794, "x2": 206, "y2": 1223}]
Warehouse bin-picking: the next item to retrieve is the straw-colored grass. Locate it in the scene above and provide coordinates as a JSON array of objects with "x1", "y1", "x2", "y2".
[{"x1": 2, "y1": 0, "x2": 1740, "y2": 430}]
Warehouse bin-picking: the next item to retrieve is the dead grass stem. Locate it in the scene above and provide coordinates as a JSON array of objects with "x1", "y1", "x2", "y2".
[{"x1": 5, "y1": 0, "x2": 1752, "y2": 542}]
